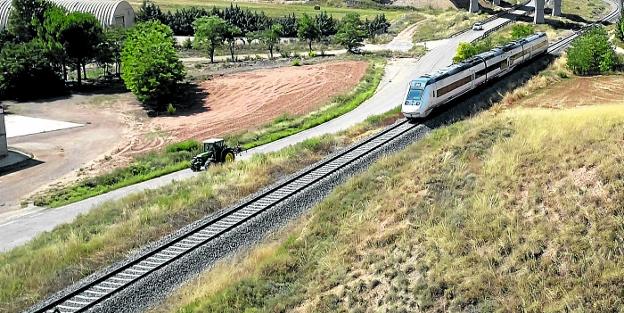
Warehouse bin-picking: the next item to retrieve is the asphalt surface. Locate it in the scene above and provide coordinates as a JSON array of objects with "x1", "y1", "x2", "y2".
[{"x1": 0, "y1": 2, "x2": 535, "y2": 252}]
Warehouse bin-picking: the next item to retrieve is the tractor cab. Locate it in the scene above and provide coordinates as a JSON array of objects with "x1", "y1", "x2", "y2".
[
  {"x1": 203, "y1": 138, "x2": 224, "y2": 155},
  {"x1": 190, "y1": 138, "x2": 242, "y2": 172}
]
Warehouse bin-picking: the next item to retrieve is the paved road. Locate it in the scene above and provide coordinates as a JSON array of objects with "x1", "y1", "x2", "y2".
[{"x1": 0, "y1": 3, "x2": 535, "y2": 252}]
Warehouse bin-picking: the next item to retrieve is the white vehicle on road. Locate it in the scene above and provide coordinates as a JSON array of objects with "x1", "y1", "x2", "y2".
[{"x1": 472, "y1": 22, "x2": 484, "y2": 30}]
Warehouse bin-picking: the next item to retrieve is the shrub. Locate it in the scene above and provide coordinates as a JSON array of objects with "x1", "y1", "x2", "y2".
[
  {"x1": 291, "y1": 59, "x2": 301, "y2": 66},
  {"x1": 167, "y1": 103, "x2": 176, "y2": 115},
  {"x1": 453, "y1": 38, "x2": 492, "y2": 63},
  {"x1": 510, "y1": 23, "x2": 534, "y2": 40},
  {"x1": 567, "y1": 26, "x2": 617, "y2": 75},
  {"x1": 165, "y1": 139, "x2": 200, "y2": 153},
  {"x1": 121, "y1": 21, "x2": 186, "y2": 111}
]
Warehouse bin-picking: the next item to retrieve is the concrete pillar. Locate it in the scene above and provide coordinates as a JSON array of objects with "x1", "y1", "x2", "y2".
[
  {"x1": 534, "y1": 0, "x2": 545, "y2": 24},
  {"x1": 493, "y1": 0, "x2": 501, "y2": 5},
  {"x1": 469, "y1": 0, "x2": 480, "y2": 13},
  {"x1": 552, "y1": 0, "x2": 562, "y2": 16},
  {"x1": 0, "y1": 106, "x2": 7, "y2": 158}
]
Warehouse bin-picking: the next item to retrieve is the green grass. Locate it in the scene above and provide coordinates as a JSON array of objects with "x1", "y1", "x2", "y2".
[
  {"x1": 226, "y1": 57, "x2": 386, "y2": 150},
  {"x1": 154, "y1": 102, "x2": 624, "y2": 313},
  {"x1": 0, "y1": 107, "x2": 401, "y2": 313},
  {"x1": 131, "y1": 0, "x2": 410, "y2": 21},
  {"x1": 562, "y1": 0, "x2": 608, "y2": 21},
  {"x1": 31, "y1": 140, "x2": 201, "y2": 208}
]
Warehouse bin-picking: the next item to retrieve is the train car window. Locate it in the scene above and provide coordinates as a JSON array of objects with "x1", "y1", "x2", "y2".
[{"x1": 436, "y1": 75, "x2": 472, "y2": 97}]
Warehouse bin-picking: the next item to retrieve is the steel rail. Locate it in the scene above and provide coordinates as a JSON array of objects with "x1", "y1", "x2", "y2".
[{"x1": 32, "y1": 120, "x2": 417, "y2": 313}]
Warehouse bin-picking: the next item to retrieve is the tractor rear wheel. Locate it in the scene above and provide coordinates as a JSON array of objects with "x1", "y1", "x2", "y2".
[{"x1": 224, "y1": 150, "x2": 235, "y2": 163}]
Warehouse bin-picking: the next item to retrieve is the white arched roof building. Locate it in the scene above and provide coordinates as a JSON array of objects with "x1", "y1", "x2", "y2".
[{"x1": 0, "y1": 0, "x2": 135, "y2": 31}]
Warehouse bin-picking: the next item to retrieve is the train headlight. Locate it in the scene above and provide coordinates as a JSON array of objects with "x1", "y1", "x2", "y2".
[{"x1": 404, "y1": 100, "x2": 421, "y2": 106}]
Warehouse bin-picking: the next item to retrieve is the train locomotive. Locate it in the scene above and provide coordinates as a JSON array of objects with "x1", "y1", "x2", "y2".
[{"x1": 402, "y1": 32, "x2": 549, "y2": 122}]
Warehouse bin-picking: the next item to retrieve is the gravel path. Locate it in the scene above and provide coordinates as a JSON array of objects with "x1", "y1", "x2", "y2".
[{"x1": 0, "y1": 2, "x2": 535, "y2": 252}]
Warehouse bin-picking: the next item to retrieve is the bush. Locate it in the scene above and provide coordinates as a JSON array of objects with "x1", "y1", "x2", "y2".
[
  {"x1": 121, "y1": 21, "x2": 186, "y2": 111},
  {"x1": 567, "y1": 26, "x2": 617, "y2": 75},
  {"x1": 453, "y1": 38, "x2": 492, "y2": 63},
  {"x1": 0, "y1": 41, "x2": 65, "y2": 100},
  {"x1": 165, "y1": 139, "x2": 200, "y2": 153},
  {"x1": 291, "y1": 59, "x2": 301, "y2": 66},
  {"x1": 167, "y1": 103, "x2": 176, "y2": 115},
  {"x1": 510, "y1": 23, "x2": 534, "y2": 40}
]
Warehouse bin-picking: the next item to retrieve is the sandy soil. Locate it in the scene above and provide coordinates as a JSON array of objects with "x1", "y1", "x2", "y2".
[
  {"x1": 0, "y1": 60, "x2": 368, "y2": 213},
  {"x1": 520, "y1": 76, "x2": 624, "y2": 108},
  {"x1": 154, "y1": 60, "x2": 368, "y2": 140},
  {"x1": 0, "y1": 94, "x2": 131, "y2": 212}
]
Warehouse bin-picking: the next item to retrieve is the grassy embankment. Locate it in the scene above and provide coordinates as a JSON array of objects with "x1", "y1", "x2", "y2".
[
  {"x1": 562, "y1": 0, "x2": 608, "y2": 21},
  {"x1": 31, "y1": 57, "x2": 386, "y2": 208},
  {"x1": 152, "y1": 65, "x2": 624, "y2": 312},
  {"x1": 412, "y1": 10, "x2": 488, "y2": 42},
  {"x1": 0, "y1": 107, "x2": 401, "y2": 313},
  {"x1": 131, "y1": 0, "x2": 408, "y2": 20}
]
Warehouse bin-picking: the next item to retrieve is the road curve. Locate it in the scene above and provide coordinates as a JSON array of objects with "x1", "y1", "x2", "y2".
[{"x1": 0, "y1": 2, "x2": 537, "y2": 252}]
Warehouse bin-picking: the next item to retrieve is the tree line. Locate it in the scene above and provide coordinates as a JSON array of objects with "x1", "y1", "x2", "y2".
[
  {"x1": 0, "y1": 0, "x2": 125, "y2": 99},
  {"x1": 137, "y1": 1, "x2": 390, "y2": 39}
]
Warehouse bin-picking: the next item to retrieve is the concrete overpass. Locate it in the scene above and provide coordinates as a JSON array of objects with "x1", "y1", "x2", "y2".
[{"x1": 469, "y1": 0, "x2": 562, "y2": 24}]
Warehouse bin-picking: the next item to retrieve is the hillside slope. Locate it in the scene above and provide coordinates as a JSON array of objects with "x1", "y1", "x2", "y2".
[{"x1": 156, "y1": 102, "x2": 624, "y2": 312}]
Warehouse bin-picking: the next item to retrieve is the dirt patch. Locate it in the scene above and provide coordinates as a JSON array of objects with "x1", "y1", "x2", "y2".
[
  {"x1": 519, "y1": 76, "x2": 624, "y2": 108},
  {"x1": 153, "y1": 60, "x2": 369, "y2": 141}
]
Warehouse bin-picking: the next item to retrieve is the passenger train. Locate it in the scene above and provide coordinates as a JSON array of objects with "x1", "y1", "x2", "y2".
[{"x1": 402, "y1": 32, "x2": 549, "y2": 121}]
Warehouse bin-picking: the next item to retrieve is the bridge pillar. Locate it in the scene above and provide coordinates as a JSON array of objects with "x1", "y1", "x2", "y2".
[
  {"x1": 552, "y1": 0, "x2": 562, "y2": 16},
  {"x1": 534, "y1": 0, "x2": 545, "y2": 23},
  {"x1": 0, "y1": 106, "x2": 6, "y2": 159},
  {"x1": 469, "y1": 0, "x2": 480, "y2": 13},
  {"x1": 493, "y1": 0, "x2": 501, "y2": 5}
]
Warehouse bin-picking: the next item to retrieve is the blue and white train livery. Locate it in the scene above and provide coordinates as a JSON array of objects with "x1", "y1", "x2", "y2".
[{"x1": 402, "y1": 32, "x2": 549, "y2": 121}]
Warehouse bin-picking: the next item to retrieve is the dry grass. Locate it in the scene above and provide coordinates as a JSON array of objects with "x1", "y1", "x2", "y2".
[{"x1": 155, "y1": 100, "x2": 624, "y2": 312}]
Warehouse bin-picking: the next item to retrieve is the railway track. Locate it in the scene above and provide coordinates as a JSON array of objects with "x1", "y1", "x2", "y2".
[
  {"x1": 33, "y1": 120, "x2": 418, "y2": 313},
  {"x1": 31, "y1": 2, "x2": 621, "y2": 312}
]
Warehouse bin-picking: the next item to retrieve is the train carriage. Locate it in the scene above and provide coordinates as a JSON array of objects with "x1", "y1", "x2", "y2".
[{"x1": 403, "y1": 32, "x2": 548, "y2": 122}]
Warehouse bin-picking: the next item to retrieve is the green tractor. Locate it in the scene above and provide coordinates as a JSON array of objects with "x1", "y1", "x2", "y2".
[{"x1": 190, "y1": 138, "x2": 242, "y2": 172}]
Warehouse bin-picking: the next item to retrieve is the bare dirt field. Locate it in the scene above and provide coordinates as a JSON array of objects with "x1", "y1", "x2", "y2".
[
  {"x1": 519, "y1": 76, "x2": 624, "y2": 108},
  {"x1": 153, "y1": 60, "x2": 368, "y2": 141},
  {"x1": 0, "y1": 60, "x2": 368, "y2": 213}
]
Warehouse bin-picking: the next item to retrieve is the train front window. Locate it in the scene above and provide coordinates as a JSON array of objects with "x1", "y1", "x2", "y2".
[{"x1": 407, "y1": 89, "x2": 423, "y2": 100}]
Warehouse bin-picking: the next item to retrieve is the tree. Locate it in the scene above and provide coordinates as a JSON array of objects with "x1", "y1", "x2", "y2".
[
  {"x1": 39, "y1": 5, "x2": 68, "y2": 80},
  {"x1": 55, "y1": 12, "x2": 104, "y2": 85},
  {"x1": 136, "y1": 0, "x2": 163, "y2": 22},
  {"x1": 297, "y1": 13, "x2": 319, "y2": 53},
  {"x1": 316, "y1": 11, "x2": 337, "y2": 37},
  {"x1": 259, "y1": 24, "x2": 283, "y2": 59},
  {"x1": 0, "y1": 41, "x2": 65, "y2": 100},
  {"x1": 365, "y1": 14, "x2": 390, "y2": 41},
  {"x1": 193, "y1": 16, "x2": 227, "y2": 63},
  {"x1": 567, "y1": 26, "x2": 617, "y2": 75},
  {"x1": 616, "y1": 12, "x2": 624, "y2": 40},
  {"x1": 121, "y1": 21, "x2": 185, "y2": 110},
  {"x1": 222, "y1": 24, "x2": 242, "y2": 61},
  {"x1": 335, "y1": 13, "x2": 366, "y2": 53},
  {"x1": 7, "y1": 0, "x2": 51, "y2": 42},
  {"x1": 96, "y1": 28, "x2": 126, "y2": 77}
]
